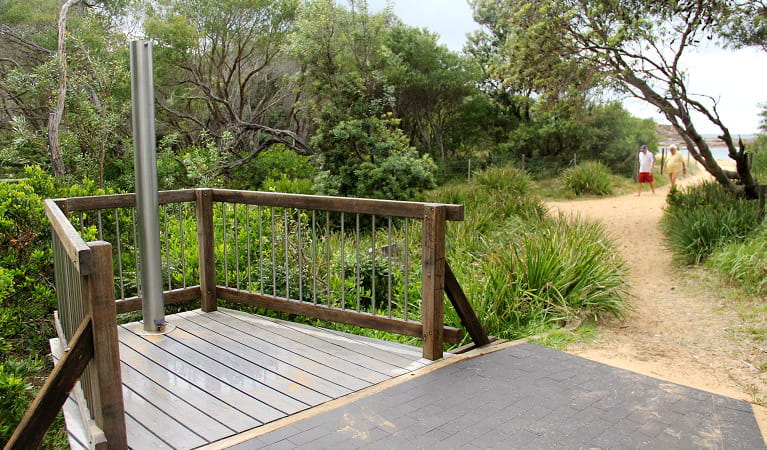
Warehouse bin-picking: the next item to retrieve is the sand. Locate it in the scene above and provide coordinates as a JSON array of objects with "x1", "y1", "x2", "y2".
[{"x1": 547, "y1": 164, "x2": 767, "y2": 431}]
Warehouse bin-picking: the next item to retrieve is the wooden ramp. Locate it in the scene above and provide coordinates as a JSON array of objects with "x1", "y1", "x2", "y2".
[{"x1": 55, "y1": 308, "x2": 440, "y2": 449}]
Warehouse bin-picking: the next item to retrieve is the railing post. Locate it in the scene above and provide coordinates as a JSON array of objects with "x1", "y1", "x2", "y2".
[
  {"x1": 196, "y1": 188, "x2": 217, "y2": 312},
  {"x1": 85, "y1": 241, "x2": 127, "y2": 449},
  {"x1": 422, "y1": 205, "x2": 446, "y2": 360}
]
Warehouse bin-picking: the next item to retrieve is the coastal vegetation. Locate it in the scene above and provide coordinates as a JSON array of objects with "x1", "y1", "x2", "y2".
[{"x1": 0, "y1": 0, "x2": 764, "y2": 445}]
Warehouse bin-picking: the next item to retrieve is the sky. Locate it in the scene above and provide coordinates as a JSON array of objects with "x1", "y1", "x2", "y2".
[{"x1": 368, "y1": 0, "x2": 767, "y2": 136}]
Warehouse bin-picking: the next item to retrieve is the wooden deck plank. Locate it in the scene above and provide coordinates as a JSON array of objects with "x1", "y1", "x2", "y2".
[
  {"x1": 241, "y1": 311, "x2": 430, "y2": 369},
  {"x1": 118, "y1": 344, "x2": 257, "y2": 432},
  {"x1": 210, "y1": 310, "x2": 390, "y2": 384},
  {"x1": 120, "y1": 362, "x2": 235, "y2": 442},
  {"x1": 220, "y1": 309, "x2": 413, "y2": 377},
  {"x1": 122, "y1": 385, "x2": 207, "y2": 449},
  {"x1": 177, "y1": 312, "x2": 358, "y2": 396},
  {"x1": 124, "y1": 414, "x2": 172, "y2": 449},
  {"x1": 185, "y1": 311, "x2": 371, "y2": 391},
  {"x1": 167, "y1": 315, "x2": 335, "y2": 405},
  {"x1": 122, "y1": 323, "x2": 310, "y2": 416},
  {"x1": 118, "y1": 326, "x2": 283, "y2": 424}
]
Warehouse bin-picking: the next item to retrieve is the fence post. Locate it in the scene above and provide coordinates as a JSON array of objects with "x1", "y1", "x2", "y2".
[
  {"x1": 86, "y1": 241, "x2": 127, "y2": 449},
  {"x1": 421, "y1": 205, "x2": 446, "y2": 360},
  {"x1": 196, "y1": 188, "x2": 217, "y2": 312}
]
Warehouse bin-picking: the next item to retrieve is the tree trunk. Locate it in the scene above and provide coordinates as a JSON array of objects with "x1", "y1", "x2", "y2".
[{"x1": 47, "y1": 0, "x2": 81, "y2": 180}]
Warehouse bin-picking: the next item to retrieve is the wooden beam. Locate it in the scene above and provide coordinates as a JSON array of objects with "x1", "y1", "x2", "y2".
[
  {"x1": 85, "y1": 242, "x2": 127, "y2": 449},
  {"x1": 216, "y1": 287, "x2": 462, "y2": 345},
  {"x1": 211, "y1": 189, "x2": 464, "y2": 221},
  {"x1": 56, "y1": 189, "x2": 196, "y2": 212},
  {"x1": 421, "y1": 206, "x2": 446, "y2": 360},
  {"x1": 115, "y1": 286, "x2": 201, "y2": 314},
  {"x1": 44, "y1": 199, "x2": 92, "y2": 275},
  {"x1": 444, "y1": 262, "x2": 490, "y2": 347},
  {"x1": 196, "y1": 189, "x2": 217, "y2": 312},
  {"x1": 4, "y1": 317, "x2": 94, "y2": 450}
]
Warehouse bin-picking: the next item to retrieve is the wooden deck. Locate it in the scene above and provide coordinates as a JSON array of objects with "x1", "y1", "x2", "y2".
[{"x1": 54, "y1": 308, "x2": 441, "y2": 449}]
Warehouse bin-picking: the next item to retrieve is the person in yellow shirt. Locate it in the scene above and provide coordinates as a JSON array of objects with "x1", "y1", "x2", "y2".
[{"x1": 664, "y1": 144, "x2": 686, "y2": 189}]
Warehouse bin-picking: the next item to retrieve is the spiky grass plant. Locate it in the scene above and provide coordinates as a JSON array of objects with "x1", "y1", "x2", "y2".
[
  {"x1": 562, "y1": 161, "x2": 614, "y2": 196},
  {"x1": 662, "y1": 182, "x2": 762, "y2": 264}
]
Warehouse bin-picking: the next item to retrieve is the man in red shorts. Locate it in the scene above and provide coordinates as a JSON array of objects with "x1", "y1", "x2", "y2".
[{"x1": 637, "y1": 144, "x2": 655, "y2": 195}]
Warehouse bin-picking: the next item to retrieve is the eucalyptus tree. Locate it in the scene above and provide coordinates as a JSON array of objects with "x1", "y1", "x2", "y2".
[
  {"x1": 470, "y1": 0, "x2": 766, "y2": 197},
  {"x1": 145, "y1": 0, "x2": 309, "y2": 180}
]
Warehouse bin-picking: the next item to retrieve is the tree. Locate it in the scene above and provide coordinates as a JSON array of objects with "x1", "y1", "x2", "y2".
[
  {"x1": 384, "y1": 25, "x2": 477, "y2": 159},
  {"x1": 145, "y1": 0, "x2": 309, "y2": 179},
  {"x1": 471, "y1": 0, "x2": 765, "y2": 197}
]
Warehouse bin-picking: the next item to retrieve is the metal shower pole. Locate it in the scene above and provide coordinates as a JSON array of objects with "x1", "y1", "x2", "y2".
[{"x1": 130, "y1": 40, "x2": 165, "y2": 332}]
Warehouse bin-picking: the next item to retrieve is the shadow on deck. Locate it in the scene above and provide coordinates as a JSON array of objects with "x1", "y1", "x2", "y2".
[{"x1": 55, "y1": 308, "x2": 444, "y2": 449}]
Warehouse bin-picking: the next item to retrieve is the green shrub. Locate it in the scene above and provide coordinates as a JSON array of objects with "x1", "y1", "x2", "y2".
[
  {"x1": 450, "y1": 214, "x2": 627, "y2": 339},
  {"x1": 562, "y1": 161, "x2": 614, "y2": 196},
  {"x1": 662, "y1": 182, "x2": 762, "y2": 264},
  {"x1": 708, "y1": 226, "x2": 767, "y2": 295},
  {"x1": 0, "y1": 358, "x2": 41, "y2": 445}
]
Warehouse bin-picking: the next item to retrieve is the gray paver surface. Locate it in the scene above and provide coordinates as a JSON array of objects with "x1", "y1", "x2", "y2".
[{"x1": 231, "y1": 343, "x2": 766, "y2": 449}]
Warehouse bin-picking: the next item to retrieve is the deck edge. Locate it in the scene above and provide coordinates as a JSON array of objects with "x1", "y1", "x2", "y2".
[{"x1": 197, "y1": 338, "x2": 525, "y2": 449}]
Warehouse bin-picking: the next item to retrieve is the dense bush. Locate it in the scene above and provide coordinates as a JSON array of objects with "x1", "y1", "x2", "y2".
[
  {"x1": 312, "y1": 117, "x2": 437, "y2": 200},
  {"x1": 662, "y1": 182, "x2": 762, "y2": 264},
  {"x1": 562, "y1": 161, "x2": 614, "y2": 196}
]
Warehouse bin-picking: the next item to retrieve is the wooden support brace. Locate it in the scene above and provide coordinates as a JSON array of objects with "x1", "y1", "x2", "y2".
[
  {"x1": 4, "y1": 318, "x2": 94, "y2": 450},
  {"x1": 444, "y1": 262, "x2": 490, "y2": 347}
]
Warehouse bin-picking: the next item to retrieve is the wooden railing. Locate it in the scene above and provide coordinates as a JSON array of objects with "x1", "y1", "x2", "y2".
[
  {"x1": 7, "y1": 188, "x2": 488, "y2": 448},
  {"x1": 4, "y1": 201, "x2": 127, "y2": 450}
]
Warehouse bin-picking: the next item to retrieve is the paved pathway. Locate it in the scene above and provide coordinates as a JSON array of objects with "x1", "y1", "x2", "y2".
[{"x1": 231, "y1": 343, "x2": 765, "y2": 449}]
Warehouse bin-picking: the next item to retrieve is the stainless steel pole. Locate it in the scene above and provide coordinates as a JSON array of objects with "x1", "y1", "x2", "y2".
[{"x1": 130, "y1": 40, "x2": 165, "y2": 332}]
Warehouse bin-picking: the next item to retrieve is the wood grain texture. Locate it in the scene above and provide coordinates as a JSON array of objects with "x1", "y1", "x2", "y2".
[
  {"x1": 115, "y1": 286, "x2": 200, "y2": 314},
  {"x1": 58, "y1": 190, "x2": 196, "y2": 211},
  {"x1": 45, "y1": 199, "x2": 92, "y2": 275},
  {"x1": 216, "y1": 287, "x2": 462, "y2": 345},
  {"x1": 211, "y1": 189, "x2": 464, "y2": 221},
  {"x1": 444, "y1": 261, "x2": 490, "y2": 347},
  {"x1": 85, "y1": 242, "x2": 127, "y2": 449},
  {"x1": 196, "y1": 189, "x2": 217, "y2": 312},
  {"x1": 5, "y1": 318, "x2": 93, "y2": 450},
  {"x1": 421, "y1": 206, "x2": 446, "y2": 360}
]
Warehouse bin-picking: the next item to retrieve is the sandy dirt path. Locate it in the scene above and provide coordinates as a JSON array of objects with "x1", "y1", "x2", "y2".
[{"x1": 547, "y1": 171, "x2": 767, "y2": 429}]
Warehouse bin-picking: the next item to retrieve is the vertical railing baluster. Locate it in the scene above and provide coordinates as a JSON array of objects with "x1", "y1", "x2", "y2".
[
  {"x1": 115, "y1": 208, "x2": 125, "y2": 300},
  {"x1": 271, "y1": 206, "x2": 276, "y2": 296},
  {"x1": 179, "y1": 203, "x2": 185, "y2": 289},
  {"x1": 340, "y1": 212, "x2": 345, "y2": 310},
  {"x1": 97, "y1": 210, "x2": 103, "y2": 241},
  {"x1": 404, "y1": 218, "x2": 409, "y2": 321},
  {"x1": 387, "y1": 217, "x2": 392, "y2": 318},
  {"x1": 298, "y1": 209, "x2": 303, "y2": 302},
  {"x1": 312, "y1": 211, "x2": 317, "y2": 305},
  {"x1": 222, "y1": 203, "x2": 228, "y2": 287},
  {"x1": 131, "y1": 209, "x2": 140, "y2": 297},
  {"x1": 326, "y1": 212, "x2": 331, "y2": 307},
  {"x1": 284, "y1": 208, "x2": 289, "y2": 299},
  {"x1": 163, "y1": 204, "x2": 171, "y2": 291},
  {"x1": 371, "y1": 215, "x2": 376, "y2": 314},
  {"x1": 246, "y1": 204, "x2": 251, "y2": 290},
  {"x1": 355, "y1": 214, "x2": 360, "y2": 312},
  {"x1": 258, "y1": 205, "x2": 264, "y2": 294},
  {"x1": 78, "y1": 212, "x2": 84, "y2": 236},
  {"x1": 234, "y1": 203, "x2": 240, "y2": 290}
]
